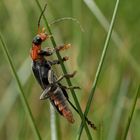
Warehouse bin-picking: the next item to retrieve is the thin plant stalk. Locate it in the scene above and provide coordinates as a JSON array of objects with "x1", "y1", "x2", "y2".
[
  {"x1": 0, "y1": 33, "x2": 41, "y2": 140},
  {"x1": 122, "y1": 85, "x2": 140, "y2": 140},
  {"x1": 34, "y1": 0, "x2": 92, "y2": 139},
  {"x1": 50, "y1": 104, "x2": 58, "y2": 140},
  {"x1": 77, "y1": 0, "x2": 120, "y2": 139}
]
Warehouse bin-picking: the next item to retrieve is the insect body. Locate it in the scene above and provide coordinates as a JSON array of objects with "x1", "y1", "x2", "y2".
[
  {"x1": 30, "y1": 3, "x2": 96, "y2": 129},
  {"x1": 31, "y1": 28, "x2": 75, "y2": 123},
  {"x1": 40, "y1": 70, "x2": 77, "y2": 123}
]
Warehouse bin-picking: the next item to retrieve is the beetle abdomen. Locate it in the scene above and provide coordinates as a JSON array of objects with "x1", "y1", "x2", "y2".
[{"x1": 50, "y1": 87, "x2": 75, "y2": 123}]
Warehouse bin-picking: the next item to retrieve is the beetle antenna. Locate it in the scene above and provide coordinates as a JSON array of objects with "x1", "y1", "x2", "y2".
[
  {"x1": 67, "y1": 98, "x2": 97, "y2": 130},
  {"x1": 38, "y1": 3, "x2": 47, "y2": 33},
  {"x1": 49, "y1": 17, "x2": 84, "y2": 32}
]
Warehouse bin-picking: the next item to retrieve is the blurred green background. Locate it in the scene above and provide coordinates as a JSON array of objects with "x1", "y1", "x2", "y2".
[{"x1": 0, "y1": 0, "x2": 140, "y2": 140}]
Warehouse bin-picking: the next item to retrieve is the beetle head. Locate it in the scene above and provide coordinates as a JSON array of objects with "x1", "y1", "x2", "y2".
[{"x1": 32, "y1": 29, "x2": 51, "y2": 45}]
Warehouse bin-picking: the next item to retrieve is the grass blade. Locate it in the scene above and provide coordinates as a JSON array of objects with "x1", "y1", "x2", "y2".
[
  {"x1": 83, "y1": 0, "x2": 140, "y2": 79},
  {"x1": 77, "y1": 0, "x2": 120, "y2": 139},
  {"x1": 0, "y1": 33, "x2": 41, "y2": 140},
  {"x1": 107, "y1": 78, "x2": 130, "y2": 140},
  {"x1": 34, "y1": 0, "x2": 92, "y2": 139},
  {"x1": 122, "y1": 85, "x2": 140, "y2": 140},
  {"x1": 50, "y1": 104, "x2": 58, "y2": 140},
  {"x1": 0, "y1": 58, "x2": 31, "y2": 131}
]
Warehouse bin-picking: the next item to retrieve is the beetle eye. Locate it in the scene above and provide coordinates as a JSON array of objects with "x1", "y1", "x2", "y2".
[{"x1": 32, "y1": 36, "x2": 42, "y2": 45}]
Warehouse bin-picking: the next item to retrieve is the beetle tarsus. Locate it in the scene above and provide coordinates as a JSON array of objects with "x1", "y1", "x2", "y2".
[{"x1": 55, "y1": 44, "x2": 71, "y2": 52}]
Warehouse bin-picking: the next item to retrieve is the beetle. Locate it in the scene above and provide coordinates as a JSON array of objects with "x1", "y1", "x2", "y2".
[{"x1": 30, "y1": 3, "x2": 96, "y2": 129}]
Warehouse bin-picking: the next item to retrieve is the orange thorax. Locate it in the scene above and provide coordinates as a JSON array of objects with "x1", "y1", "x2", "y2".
[{"x1": 30, "y1": 44, "x2": 42, "y2": 61}]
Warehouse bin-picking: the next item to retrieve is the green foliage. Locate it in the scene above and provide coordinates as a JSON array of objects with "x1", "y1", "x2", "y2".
[{"x1": 0, "y1": 0, "x2": 140, "y2": 140}]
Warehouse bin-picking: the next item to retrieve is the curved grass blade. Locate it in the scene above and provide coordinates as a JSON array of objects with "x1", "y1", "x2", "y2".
[
  {"x1": 0, "y1": 33, "x2": 41, "y2": 140},
  {"x1": 77, "y1": 0, "x2": 120, "y2": 139},
  {"x1": 34, "y1": 0, "x2": 92, "y2": 139},
  {"x1": 122, "y1": 85, "x2": 140, "y2": 140}
]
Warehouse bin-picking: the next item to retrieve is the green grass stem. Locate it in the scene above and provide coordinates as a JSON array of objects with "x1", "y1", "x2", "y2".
[
  {"x1": 0, "y1": 33, "x2": 41, "y2": 140},
  {"x1": 77, "y1": 0, "x2": 120, "y2": 139},
  {"x1": 122, "y1": 85, "x2": 140, "y2": 140}
]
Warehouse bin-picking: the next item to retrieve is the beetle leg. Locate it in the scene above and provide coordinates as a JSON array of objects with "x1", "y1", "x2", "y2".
[
  {"x1": 51, "y1": 56, "x2": 69, "y2": 65},
  {"x1": 45, "y1": 47, "x2": 54, "y2": 56},
  {"x1": 44, "y1": 43, "x2": 71, "y2": 56},
  {"x1": 48, "y1": 70, "x2": 54, "y2": 84},
  {"x1": 40, "y1": 86, "x2": 51, "y2": 100},
  {"x1": 60, "y1": 85, "x2": 80, "y2": 90},
  {"x1": 48, "y1": 69, "x2": 57, "y2": 84},
  {"x1": 55, "y1": 44, "x2": 71, "y2": 52},
  {"x1": 56, "y1": 71, "x2": 77, "y2": 83}
]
